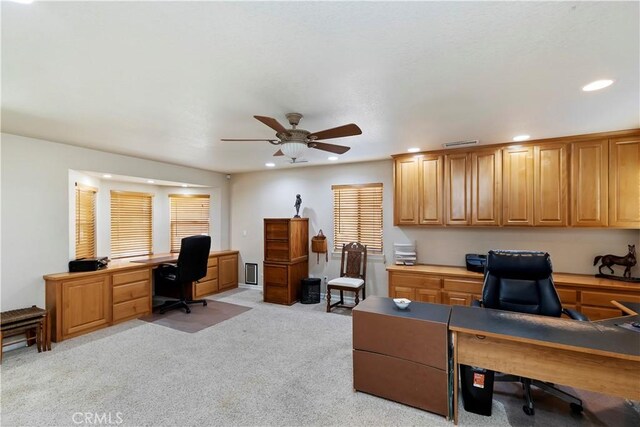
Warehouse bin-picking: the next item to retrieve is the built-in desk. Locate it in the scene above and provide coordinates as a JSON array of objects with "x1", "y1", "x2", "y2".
[
  {"x1": 387, "y1": 264, "x2": 640, "y2": 320},
  {"x1": 44, "y1": 251, "x2": 238, "y2": 342}
]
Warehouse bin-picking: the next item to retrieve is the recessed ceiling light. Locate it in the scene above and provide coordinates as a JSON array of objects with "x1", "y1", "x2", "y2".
[
  {"x1": 147, "y1": 180, "x2": 155, "y2": 184},
  {"x1": 407, "y1": 148, "x2": 420, "y2": 153},
  {"x1": 181, "y1": 184, "x2": 188, "y2": 188},
  {"x1": 513, "y1": 135, "x2": 530, "y2": 142},
  {"x1": 265, "y1": 162, "x2": 275, "y2": 168},
  {"x1": 102, "y1": 174, "x2": 112, "y2": 178},
  {"x1": 582, "y1": 79, "x2": 614, "y2": 92},
  {"x1": 328, "y1": 156, "x2": 338, "y2": 161}
]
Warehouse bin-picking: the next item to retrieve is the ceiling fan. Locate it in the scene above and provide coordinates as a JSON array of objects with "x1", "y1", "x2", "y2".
[{"x1": 221, "y1": 113, "x2": 362, "y2": 162}]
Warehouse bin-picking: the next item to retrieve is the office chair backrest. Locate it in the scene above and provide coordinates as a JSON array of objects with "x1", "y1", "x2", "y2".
[
  {"x1": 482, "y1": 250, "x2": 562, "y2": 317},
  {"x1": 340, "y1": 242, "x2": 367, "y2": 280},
  {"x1": 176, "y1": 235, "x2": 211, "y2": 283}
]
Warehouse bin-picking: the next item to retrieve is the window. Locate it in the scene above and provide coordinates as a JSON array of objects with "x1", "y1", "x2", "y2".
[
  {"x1": 169, "y1": 194, "x2": 210, "y2": 253},
  {"x1": 332, "y1": 183, "x2": 383, "y2": 254},
  {"x1": 110, "y1": 191, "x2": 153, "y2": 258},
  {"x1": 75, "y1": 184, "x2": 97, "y2": 259}
]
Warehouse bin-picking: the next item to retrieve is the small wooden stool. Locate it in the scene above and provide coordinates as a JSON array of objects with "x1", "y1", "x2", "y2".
[{"x1": 0, "y1": 306, "x2": 51, "y2": 363}]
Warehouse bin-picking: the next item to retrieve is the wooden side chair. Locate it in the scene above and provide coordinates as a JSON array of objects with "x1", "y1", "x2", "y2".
[{"x1": 326, "y1": 242, "x2": 367, "y2": 312}]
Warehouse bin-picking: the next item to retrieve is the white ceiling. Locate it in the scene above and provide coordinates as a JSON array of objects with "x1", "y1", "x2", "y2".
[{"x1": 2, "y1": 1, "x2": 638, "y2": 173}]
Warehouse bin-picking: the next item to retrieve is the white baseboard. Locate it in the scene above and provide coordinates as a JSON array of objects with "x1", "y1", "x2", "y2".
[{"x1": 238, "y1": 284, "x2": 359, "y2": 304}]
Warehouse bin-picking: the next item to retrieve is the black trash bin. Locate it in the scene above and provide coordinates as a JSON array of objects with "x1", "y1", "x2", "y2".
[
  {"x1": 300, "y1": 278, "x2": 321, "y2": 304},
  {"x1": 460, "y1": 365, "x2": 495, "y2": 416}
]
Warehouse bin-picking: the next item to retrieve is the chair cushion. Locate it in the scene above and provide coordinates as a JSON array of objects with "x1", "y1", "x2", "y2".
[{"x1": 327, "y1": 277, "x2": 364, "y2": 288}]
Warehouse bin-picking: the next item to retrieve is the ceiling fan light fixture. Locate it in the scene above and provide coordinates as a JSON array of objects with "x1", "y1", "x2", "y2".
[{"x1": 280, "y1": 142, "x2": 307, "y2": 160}]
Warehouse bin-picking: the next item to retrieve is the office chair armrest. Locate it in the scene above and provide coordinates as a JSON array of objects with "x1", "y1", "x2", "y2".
[
  {"x1": 471, "y1": 299, "x2": 483, "y2": 308},
  {"x1": 562, "y1": 308, "x2": 589, "y2": 321},
  {"x1": 156, "y1": 263, "x2": 177, "y2": 276}
]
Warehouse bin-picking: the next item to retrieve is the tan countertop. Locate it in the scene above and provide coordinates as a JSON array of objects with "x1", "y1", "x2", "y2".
[
  {"x1": 43, "y1": 250, "x2": 239, "y2": 281},
  {"x1": 386, "y1": 264, "x2": 640, "y2": 292}
]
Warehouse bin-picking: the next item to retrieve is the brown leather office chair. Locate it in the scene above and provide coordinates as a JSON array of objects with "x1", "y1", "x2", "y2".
[{"x1": 326, "y1": 242, "x2": 367, "y2": 312}]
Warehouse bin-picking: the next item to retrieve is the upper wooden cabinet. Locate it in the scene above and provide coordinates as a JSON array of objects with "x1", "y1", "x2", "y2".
[
  {"x1": 418, "y1": 155, "x2": 444, "y2": 225},
  {"x1": 444, "y1": 152, "x2": 471, "y2": 225},
  {"x1": 471, "y1": 148, "x2": 501, "y2": 226},
  {"x1": 264, "y1": 218, "x2": 309, "y2": 262},
  {"x1": 609, "y1": 137, "x2": 640, "y2": 228},
  {"x1": 502, "y1": 146, "x2": 534, "y2": 226},
  {"x1": 534, "y1": 143, "x2": 568, "y2": 226},
  {"x1": 394, "y1": 157, "x2": 419, "y2": 225},
  {"x1": 571, "y1": 140, "x2": 609, "y2": 227},
  {"x1": 392, "y1": 129, "x2": 639, "y2": 229}
]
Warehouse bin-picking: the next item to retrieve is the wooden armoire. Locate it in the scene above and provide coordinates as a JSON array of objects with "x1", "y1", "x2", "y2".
[{"x1": 263, "y1": 218, "x2": 309, "y2": 305}]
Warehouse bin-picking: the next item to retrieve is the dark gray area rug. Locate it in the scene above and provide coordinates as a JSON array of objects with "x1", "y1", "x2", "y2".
[{"x1": 140, "y1": 300, "x2": 251, "y2": 333}]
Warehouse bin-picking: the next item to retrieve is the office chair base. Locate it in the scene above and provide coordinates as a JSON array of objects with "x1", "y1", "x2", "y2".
[
  {"x1": 497, "y1": 374, "x2": 583, "y2": 416},
  {"x1": 158, "y1": 299, "x2": 207, "y2": 314}
]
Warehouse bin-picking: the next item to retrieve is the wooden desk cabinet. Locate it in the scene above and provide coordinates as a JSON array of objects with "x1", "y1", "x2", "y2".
[
  {"x1": 263, "y1": 218, "x2": 308, "y2": 305},
  {"x1": 388, "y1": 264, "x2": 640, "y2": 320},
  {"x1": 45, "y1": 251, "x2": 239, "y2": 341},
  {"x1": 353, "y1": 297, "x2": 451, "y2": 418}
]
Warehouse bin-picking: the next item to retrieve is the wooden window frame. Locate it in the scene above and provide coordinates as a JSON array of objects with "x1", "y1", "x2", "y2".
[
  {"x1": 110, "y1": 190, "x2": 153, "y2": 259},
  {"x1": 75, "y1": 184, "x2": 98, "y2": 259},
  {"x1": 169, "y1": 194, "x2": 211, "y2": 253},
  {"x1": 332, "y1": 183, "x2": 383, "y2": 254}
]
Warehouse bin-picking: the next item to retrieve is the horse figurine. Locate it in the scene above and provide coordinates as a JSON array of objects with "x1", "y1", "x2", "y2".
[{"x1": 593, "y1": 245, "x2": 636, "y2": 278}]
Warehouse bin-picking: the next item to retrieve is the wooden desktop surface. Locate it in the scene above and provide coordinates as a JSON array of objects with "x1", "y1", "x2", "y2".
[
  {"x1": 449, "y1": 305, "x2": 640, "y2": 360},
  {"x1": 42, "y1": 250, "x2": 239, "y2": 280}
]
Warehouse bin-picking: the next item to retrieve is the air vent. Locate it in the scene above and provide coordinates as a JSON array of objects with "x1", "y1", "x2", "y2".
[
  {"x1": 442, "y1": 139, "x2": 479, "y2": 149},
  {"x1": 245, "y1": 263, "x2": 258, "y2": 285}
]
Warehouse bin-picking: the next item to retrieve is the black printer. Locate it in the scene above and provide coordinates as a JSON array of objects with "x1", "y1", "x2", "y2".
[
  {"x1": 69, "y1": 257, "x2": 109, "y2": 272},
  {"x1": 465, "y1": 254, "x2": 487, "y2": 273}
]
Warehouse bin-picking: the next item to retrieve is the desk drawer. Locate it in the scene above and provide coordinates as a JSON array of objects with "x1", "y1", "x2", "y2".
[
  {"x1": 443, "y1": 278, "x2": 483, "y2": 293},
  {"x1": 113, "y1": 296, "x2": 149, "y2": 322},
  {"x1": 113, "y1": 269, "x2": 150, "y2": 286},
  {"x1": 113, "y1": 280, "x2": 149, "y2": 304},
  {"x1": 203, "y1": 266, "x2": 218, "y2": 282},
  {"x1": 264, "y1": 264, "x2": 288, "y2": 286},
  {"x1": 581, "y1": 291, "x2": 640, "y2": 307},
  {"x1": 194, "y1": 279, "x2": 218, "y2": 298},
  {"x1": 580, "y1": 306, "x2": 623, "y2": 321},
  {"x1": 556, "y1": 288, "x2": 577, "y2": 304},
  {"x1": 390, "y1": 272, "x2": 441, "y2": 290},
  {"x1": 353, "y1": 350, "x2": 448, "y2": 417},
  {"x1": 264, "y1": 284, "x2": 288, "y2": 304},
  {"x1": 207, "y1": 256, "x2": 218, "y2": 268}
]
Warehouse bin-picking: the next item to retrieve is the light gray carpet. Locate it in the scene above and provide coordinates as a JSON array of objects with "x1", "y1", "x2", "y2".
[{"x1": 0, "y1": 289, "x2": 635, "y2": 426}]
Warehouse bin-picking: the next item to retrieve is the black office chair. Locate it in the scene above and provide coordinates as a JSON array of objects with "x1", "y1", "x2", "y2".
[
  {"x1": 472, "y1": 250, "x2": 589, "y2": 416},
  {"x1": 155, "y1": 235, "x2": 211, "y2": 314}
]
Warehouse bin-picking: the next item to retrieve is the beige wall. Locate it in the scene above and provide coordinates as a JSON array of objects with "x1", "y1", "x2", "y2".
[{"x1": 230, "y1": 159, "x2": 639, "y2": 297}]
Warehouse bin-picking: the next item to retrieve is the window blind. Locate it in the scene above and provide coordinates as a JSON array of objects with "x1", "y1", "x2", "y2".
[
  {"x1": 110, "y1": 191, "x2": 153, "y2": 258},
  {"x1": 332, "y1": 183, "x2": 383, "y2": 254},
  {"x1": 169, "y1": 194, "x2": 210, "y2": 253},
  {"x1": 75, "y1": 185, "x2": 97, "y2": 259}
]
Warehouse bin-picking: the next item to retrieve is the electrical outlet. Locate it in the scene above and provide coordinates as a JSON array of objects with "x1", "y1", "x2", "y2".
[{"x1": 323, "y1": 276, "x2": 328, "y2": 284}]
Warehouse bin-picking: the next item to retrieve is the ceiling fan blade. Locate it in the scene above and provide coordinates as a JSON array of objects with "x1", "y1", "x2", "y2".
[
  {"x1": 309, "y1": 142, "x2": 351, "y2": 154},
  {"x1": 273, "y1": 149, "x2": 284, "y2": 156},
  {"x1": 220, "y1": 138, "x2": 277, "y2": 142},
  {"x1": 308, "y1": 123, "x2": 362, "y2": 140},
  {"x1": 254, "y1": 116, "x2": 291, "y2": 136}
]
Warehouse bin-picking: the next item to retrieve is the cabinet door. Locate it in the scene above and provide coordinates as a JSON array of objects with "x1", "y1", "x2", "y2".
[
  {"x1": 444, "y1": 153, "x2": 471, "y2": 225},
  {"x1": 442, "y1": 291, "x2": 472, "y2": 306},
  {"x1": 502, "y1": 146, "x2": 534, "y2": 226},
  {"x1": 534, "y1": 143, "x2": 568, "y2": 226},
  {"x1": 571, "y1": 140, "x2": 608, "y2": 226},
  {"x1": 218, "y1": 254, "x2": 238, "y2": 290},
  {"x1": 416, "y1": 288, "x2": 440, "y2": 304},
  {"x1": 394, "y1": 158, "x2": 419, "y2": 224},
  {"x1": 391, "y1": 286, "x2": 416, "y2": 300},
  {"x1": 471, "y1": 148, "x2": 501, "y2": 226},
  {"x1": 418, "y1": 155, "x2": 444, "y2": 225},
  {"x1": 609, "y1": 137, "x2": 640, "y2": 228},
  {"x1": 62, "y1": 276, "x2": 111, "y2": 338}
]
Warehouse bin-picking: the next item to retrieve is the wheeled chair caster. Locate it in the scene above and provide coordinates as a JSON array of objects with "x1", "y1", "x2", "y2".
[{"x1": 523, "y1": 405, "x2": 535, "y2": 416}]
